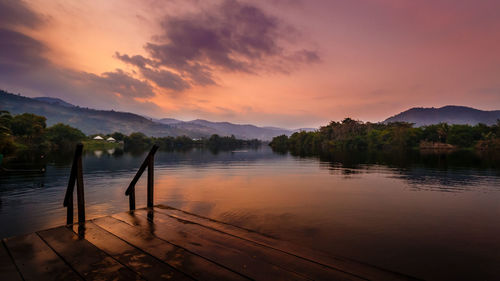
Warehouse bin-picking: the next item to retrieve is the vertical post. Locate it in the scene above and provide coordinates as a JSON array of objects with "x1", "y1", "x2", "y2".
[
  {"x1": 125, "y1": 145, "x2": 158, "y2": 210},
  {"x1": 66, "y1": 192, "x2": 73, "y2": 225},
  {"x1": 129, "y1": 189, "x2": 135, "y2": 210},
  {"x1": 147, "y1": 154, "x2": 154, "y2": 208},
  {"x1": 64, "y1": 143, "x2": 84, "y2": 225},
  {"x1": 76, "y1": 150, "x2": 85, "y2": 224}
]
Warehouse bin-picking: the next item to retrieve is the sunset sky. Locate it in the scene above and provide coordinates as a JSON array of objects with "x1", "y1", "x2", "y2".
[{"x1": 1, "y1": 0, "x2": 499, "y2": 128}]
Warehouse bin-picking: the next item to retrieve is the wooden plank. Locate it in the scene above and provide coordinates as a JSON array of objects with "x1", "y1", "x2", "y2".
[
  {"x1": 4, "y1": 233, "x2": 81, "y2": 281},
  {"x1": 73, "y1": 222, "x2": 193, "y2": 281},
  {"x1": 121, "y1": 209, "x2": 360, "y2": 281},
  {"x1": 155, "y1": 205, "x2": 417, "y2": 281},
  {"x1": 93, "y1": 215, "x2": 249, "y2": 281},
  {"x1": 38, "y1": 226, "x2": 141, "y2": 281},
  {"x1": 0, "y1": 241, "x2": 23, "y2": 281}
]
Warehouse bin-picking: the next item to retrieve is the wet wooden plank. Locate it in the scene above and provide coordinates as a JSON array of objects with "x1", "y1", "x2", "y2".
[
  {"x1": 114, "y1": 210, "x2": 316, "y2": 281},
  {"x1": 73, "y1": 222, "x2": 193, "y2": 281},
  {"x1": 4, "y1": 233, "x2": 81, "y2": 281},
  {"x1": 0, "y1": 241, "x2": 23, "y2": 281},
  {"x1": 93, "y1": 215, "x2": 249, "y2": 281},
  {"x1": 37, "y1": 226, "x2": 141, "y2": 281},
  {"x1": 155, "y1": 205, "x2": 417, "y2": 281},
  {"x1": 120, "y1": 209, "x2": 361, "y2": 281}
]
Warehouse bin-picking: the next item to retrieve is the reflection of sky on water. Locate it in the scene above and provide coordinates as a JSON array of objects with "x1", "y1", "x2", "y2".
[{"x1": 0, "y1": 147, "x2": 500, "y2": 280}]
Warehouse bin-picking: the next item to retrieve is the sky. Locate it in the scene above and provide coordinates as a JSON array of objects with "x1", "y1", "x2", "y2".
[{"x1": 0, "y1": 0, "x2": 499, "y2": 129}]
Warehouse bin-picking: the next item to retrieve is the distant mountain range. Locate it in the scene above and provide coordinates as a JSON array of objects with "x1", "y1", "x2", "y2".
[
  {"x1": 383, "y1": 106, "x2": 500, "y2": 126},
  {"x1": 4, "y1": 90, "x2": 498, "y2": 139},
  {"x1": 157, "y1": 118, "x2": 295, "y2": 140},
  {"x1": 0, "y1": 90, "x2": 308, "y2": 140}
]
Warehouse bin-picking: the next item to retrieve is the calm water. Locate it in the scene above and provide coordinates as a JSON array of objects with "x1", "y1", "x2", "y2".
[{"x1": 1, "y1": 146, "x2": 500, "y2": 280}]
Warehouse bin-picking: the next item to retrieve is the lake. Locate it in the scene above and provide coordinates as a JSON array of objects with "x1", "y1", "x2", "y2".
[{"x1": 1, "y1": 146, "x2": 499, "y2": 280}]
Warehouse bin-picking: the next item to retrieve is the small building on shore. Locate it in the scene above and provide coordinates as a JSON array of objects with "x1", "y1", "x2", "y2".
[
  {"x1": 93, "y1": 135, "x2": 104, "y2": 140},
  {"x1": 106, "y1": 137, "x2": 116, "y2": 143}
]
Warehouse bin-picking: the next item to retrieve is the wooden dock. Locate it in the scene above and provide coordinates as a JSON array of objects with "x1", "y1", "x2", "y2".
[
  {"x1": 1, "y1": 205, "x2": 418, "y2": 281},
  {"x1": 1, "y1": 145, "x2": 419, "y2": 280}
]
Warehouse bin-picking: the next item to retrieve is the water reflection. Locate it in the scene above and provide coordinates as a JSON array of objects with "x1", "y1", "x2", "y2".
[{"x1": 0, "y1": 147, "x2": 499, "y2": 280}]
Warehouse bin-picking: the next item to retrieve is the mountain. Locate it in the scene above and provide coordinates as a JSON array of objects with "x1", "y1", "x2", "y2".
[
  {"x1": 33, "y1": 97, "x2": 75, "y2": 108},
  {"x1": 0, "y1": 90, "x2": 199, "y2": 137},
  {"x1": 384, "y1": 106, "x2": 500, "y2": 126},
  {"x1": 157, "y1": 118, "x2": 298, "y2": 140},
  {"x1": 191, "y1": 119, "x2": 294, "y2": 140},
  {"x1": 0, "y1": 90, "x2": 301, "y2": 140}
]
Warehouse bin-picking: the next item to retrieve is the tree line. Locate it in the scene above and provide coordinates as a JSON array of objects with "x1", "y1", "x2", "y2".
[
  {"x1": 0, "y1": 111, "x2": 86, "y2": 154},
  {"x1": 0, "y1": 111, "x2": 261, "y2": 156},
  {"x1": 270, "y1": 118, "x2": 500, "y2": 155},
  {"x1": 122, "y1": 132, "x2": 260, "y2": 151}
]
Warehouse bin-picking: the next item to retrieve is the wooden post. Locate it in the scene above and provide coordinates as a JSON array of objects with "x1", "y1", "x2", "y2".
[
  {"x1": 125, "y1": 145, "x2": 158, "y2": 210},
  {"x1": 64, "y1": 143, "x2": 84, "y2": 225},
  {"x1": 147, "y1": 154, "x2": 154, "y2": 208},
  {"x1": 76, "y1": 150, "x2": 85, "y2": 224},
  {"x1": 129, "y1": 189, "x2": 135, "y2": 211},
  {"x1": 66, "y1": 192, "x2": 73, "y2": 225}
]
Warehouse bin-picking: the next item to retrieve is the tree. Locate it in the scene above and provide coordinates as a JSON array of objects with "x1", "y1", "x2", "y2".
[
  {"x1": 11, "y1": 113, "x2": 46, "y2": 142},
  {"x1": 110, "y1": 132, "x2": 125, "y2": 141},
  {"x1": 269, "y1": 135, "x2": 289, "y2": 152},
  {"x1": 0, "y1": 111, "x2": 16, "y2": 154},
  {"x1": 124, "y1": 132, "x2": 151, "y2": 149},
  {"x1": 10, "y1": 113, "x2": 46, "y2": 149},
  {"x1": 45, "y1": 123, "x2": 86, "y2": 149}
]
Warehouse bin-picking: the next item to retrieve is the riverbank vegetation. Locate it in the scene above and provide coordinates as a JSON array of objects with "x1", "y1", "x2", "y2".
[
  {"x1": 0, "y1": 111, "x2": 87, "y2": 154},
  {"x1": 270, "y1": 118, "x2": 500, "y2": 155},
  {"x1": 0, "y1": 111, "x2": 260, "y2": 157},
  {"x1": 123, "y1": 132, "x2": 260, "y2": 151}
]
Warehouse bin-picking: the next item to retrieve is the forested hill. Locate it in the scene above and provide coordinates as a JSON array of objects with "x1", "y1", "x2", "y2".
[
  {"x1": 0, "y1": 90, "x2": 197, "y2": 137},
  {"x1": 0, "y1": 90, "x2": 298, "y2": 139},
  {"x1": 384, "y1": 106, "x2": 500, "y2": 126}
]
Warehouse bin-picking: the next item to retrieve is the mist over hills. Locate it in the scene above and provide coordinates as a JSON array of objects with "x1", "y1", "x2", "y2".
[
  {"x1": 384, "y1": 106, "x2": 500, "y2": 126},
  {"x1": 0, "y1": 90, "x2": 301, "y2": 140}
]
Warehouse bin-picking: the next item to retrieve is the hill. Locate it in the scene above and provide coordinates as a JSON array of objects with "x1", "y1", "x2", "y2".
[
  {"x1": 0, "y1": 90, "x2": 197, "y2": 137},
  {"x1": 384, "y1": 106, "x2": 500, "y2": 126},
  {"x1": 0, "y1": 90, "x2": 300, "y2": 140},
  {"x1": 157, "y1": 119, "x2": 295, "y2": 141},
  {"x1": 33, "y1": 97, "x2": 75, "y2": 108}
]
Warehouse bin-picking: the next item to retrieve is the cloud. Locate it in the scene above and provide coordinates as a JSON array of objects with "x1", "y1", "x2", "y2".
[
  {"x1": 0, "y1": 1, "x2": 160, "y2": 114},
  {"x1": 148, "y1": 0, "x2": 282, "y2": 71},
  {"x1": 114, "y1": 52, "x2": 154, "y2": 69},
  {"x1": 84, "y1": 69, "x2": 155, "y2": 98},
  {"x1": 116, "y1": 0, "x2": 319, "y2": 93},
  {"x1": 140, "y1": 68, "x2": 191, "y2": 92},
  {"x1": 290, "y1": 50, "x2": 321, "y2": 64},
  {"x1": 0, "y1": 0, "x2": 45, "y2": 28},
  {"x1": 115, "y1": 52, "x2": 194, "y2": 91},
  {"x1": 0, "y1": 28, "x2": 49, "y2": 72},
  {"x1": 0, "y1": 31, "x2": 155, "y2": 101}
]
